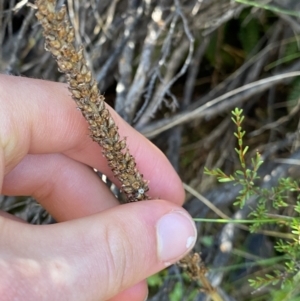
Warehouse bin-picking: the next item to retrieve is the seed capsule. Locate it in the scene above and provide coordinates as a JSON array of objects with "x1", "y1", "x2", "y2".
[
  {"x1": 105, "y1": 152, "x2": 114, "y2": 160},
  {"x1": 132, "y1": 181, "x2": 141, "y2": 190},
  {"x1": 80, "y1": 64, "x2": 88, "y2": 75},
  {"x1": 91, "y1": 82, "x2": 98, "y2": 95},
  {"x1": 71, "y1": 89, "x2": 81, "y2": 99},
  {"x1": 123, "y1": 186, "x2": 133, "y2": 194},
  {"x1": 135, "y1": 172, "x2": 143, "y2": 182},
  {"x1": 119, "y1": 174, "x2": 128, "y2": 181},
  {"x1": 77, "y1": 48, "x2": 84, "y2": 61},
  {"x1": 128, "y1": 167, "x2": 138, "y2": 175},
  {"x1": 88, "y1": 120, "x2": 97, "y2": 128},
  {"x1": 38, "y1": 4, "x2": 48, "y2": 15},
  {"x1": 113, "y1": 169, "x2": 121, "y2": 176},
  {"x1": 69, "y1": 79, "x2": 78, "y2": 88},
  {"x1": 127, "y1": 159, "x2": 136, "y2": 169},
  {"x1": 83, "y1": 104, "x2": 93, "y2": 113},
  {"x1": 57, "y1": 24, "x2": 67, "y2": 39},
  {"x1": 57, "y1": 60, "x2": 73, "y2": 72},
  {"x1": 85, "y1": 71, "x2": 92, "y2": 83},
  {"x1": 103, "y1": 138, "x2": 114, "y2": 145},
  {"x1": 47, "y1": 12, "x2": 55, "y2": 21},
  {"x1": 100, "y1": 109, "x2": 109, "y2": 119},
  {"x1": 57, "y1": 6, "x2": 66, "y2": 21},
  {"x1": 98, "y1": 100, "x2": 105, "y2": 111},
  {"x1": 60, "y1": 45, "x2": 73, "y2": 57},
  {"x1": 124, "y1": 151, "x2": 131, "y2": 161},
  {"x1": 108, "y1": 161, "x2": 117, "y2": 169},
  {"x1": 49, "y1": 40, "x2": 61, "y2": 49},
  {"x1": 78, "y1": 86, "x2": 89, "y2": 97},
  {"x1": 122, "y1": 179, "x2": 131, "y2": 186},
  {"x1": 117, "y1": 162, "x2": 127, "y2": 171},
  {"x1": 76, "y1": 73, "x2": 85, "y2": 83},
  {"x1": 107, "y1": 117, "x2": 115, "y2": 128},
  {"x1": 102, "y1": 143, "x2": 113, "y2": 151},
  {"x1": 114, "y1": 140, "x2": 126, "y2": 151},
  {"x1": 107, "y1": 127, "x2": 117, "y2": 138}
]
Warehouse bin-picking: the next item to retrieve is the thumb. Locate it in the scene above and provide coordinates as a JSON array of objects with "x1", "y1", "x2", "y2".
[{"x1": 2, "y1": 200, "x2": 197, "y2": 301}]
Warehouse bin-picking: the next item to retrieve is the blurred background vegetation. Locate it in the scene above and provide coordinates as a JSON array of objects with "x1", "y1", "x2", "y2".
[{"x1": 1, "y1": 0, "x2": 300, "y2": 300}]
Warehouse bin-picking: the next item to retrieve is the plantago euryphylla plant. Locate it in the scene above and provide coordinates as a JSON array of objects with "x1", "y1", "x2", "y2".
[
  {"x1": 35, "y1": 0, "x2": 149, "y2": 202},
  {"x1": 34, "y1": 1, "x2": 210, "y2": 297}
]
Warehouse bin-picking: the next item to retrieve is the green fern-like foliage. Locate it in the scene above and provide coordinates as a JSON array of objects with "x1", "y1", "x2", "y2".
[
  {"x1": 204, "y1": 108, "x2": 300, "y2": 296},
  {"x1": 204, "y1": 108, "x2": 263, "y2": 209}
]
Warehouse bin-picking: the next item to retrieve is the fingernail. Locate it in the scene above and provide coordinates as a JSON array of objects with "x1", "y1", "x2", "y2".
[
  {"x1": 156, "y1": 211, "x2": 197, "y2": 263},
  {"x1": 143, "y1": 292, "x2": 148, "y2": 301}
]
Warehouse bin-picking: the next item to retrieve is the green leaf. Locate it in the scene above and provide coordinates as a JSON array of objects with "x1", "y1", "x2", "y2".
[
  {"x1": 218, "y1": 177, "x2": 234, "y2": 183},
  {"x1": 169, "y1": 282, "x2": 183, "y2": 301},
  {"x1": 243, "y1": 145, "x2": 249, "y2": 155},
  {"x1": 147, "y1": 273, "x2": 164, "y2": 287}
]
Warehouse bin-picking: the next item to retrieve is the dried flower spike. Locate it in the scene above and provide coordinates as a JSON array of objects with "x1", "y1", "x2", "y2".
[
  {"x1": 178, "y1": 253, "x2": 223, "y2": 301},
  {"x1": 35, "y1": 0, "x2": 149, "y2": 202}
]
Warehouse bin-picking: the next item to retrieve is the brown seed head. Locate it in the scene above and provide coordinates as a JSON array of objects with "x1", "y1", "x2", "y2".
[{"x1": 35, "y1": 0, "x2": 149, "y2": 202}]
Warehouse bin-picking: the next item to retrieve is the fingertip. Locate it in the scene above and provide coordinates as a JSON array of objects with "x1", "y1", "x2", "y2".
[{"x1": 156, "y1": 209, "x2": 197, "y2": 263}]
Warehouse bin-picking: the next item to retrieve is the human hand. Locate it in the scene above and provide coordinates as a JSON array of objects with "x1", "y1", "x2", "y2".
[{"x1": 0, "y1": 75, "x2": 197, "y2": 301}]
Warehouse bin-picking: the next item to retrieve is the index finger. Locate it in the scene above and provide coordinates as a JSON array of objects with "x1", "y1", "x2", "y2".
[{"x1": 0, "y1": 75, "x2": 184, "y2": 204}]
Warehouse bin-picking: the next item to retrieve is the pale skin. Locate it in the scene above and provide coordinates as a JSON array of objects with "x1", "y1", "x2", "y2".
[{"x1": 0, "y1": 74, "x2": 196, "y2": 301}]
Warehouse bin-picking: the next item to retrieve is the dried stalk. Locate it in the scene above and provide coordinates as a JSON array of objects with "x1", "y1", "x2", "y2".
[
  {"x1": 34, "y1": 0, "x2": 149, "y2": 202},
  {"x1": 34, "y1": 2, "x2": 220, "y2": 299},
  {"x1": 178, "y1": 253, "x2": 224, "y2": 301}
]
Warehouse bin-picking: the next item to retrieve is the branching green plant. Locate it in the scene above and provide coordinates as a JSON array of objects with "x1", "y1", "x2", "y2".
[
  {"x1": 204, "y1": 108, "x2": 263, "y2": 208},
  {"x1": 204, "y1": 108, "x2": 300, "y2": 296}
]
